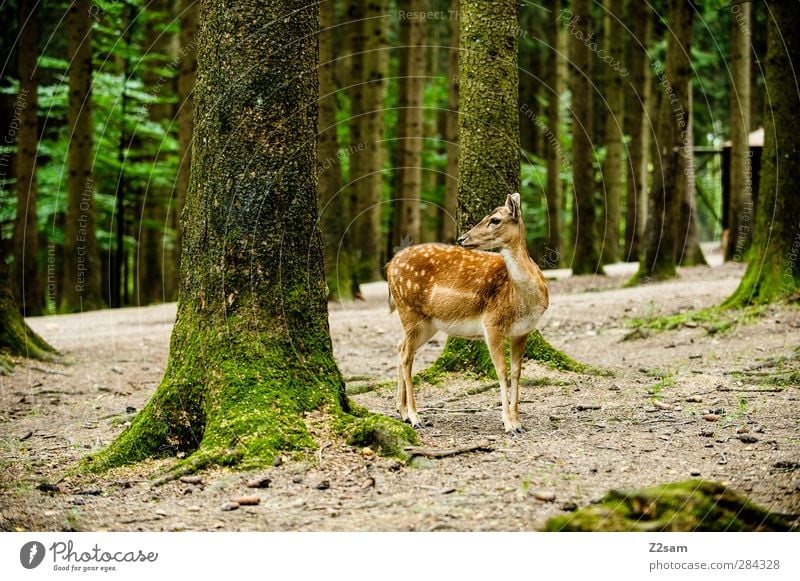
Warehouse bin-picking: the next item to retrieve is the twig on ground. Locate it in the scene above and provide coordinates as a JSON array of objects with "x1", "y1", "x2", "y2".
[{"x1": 404, "y1": 440, "x2": 494, "y2": 459}]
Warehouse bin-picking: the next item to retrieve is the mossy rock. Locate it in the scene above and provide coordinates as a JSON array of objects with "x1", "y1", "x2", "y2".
[{"x1": 545, "y1": 480, "x2": 793, "y2": 532}]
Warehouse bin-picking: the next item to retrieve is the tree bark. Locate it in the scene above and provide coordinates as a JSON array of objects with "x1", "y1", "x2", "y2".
[
  {"x1": 623, "y1": 0, "x2": 650, "y2": 261},
  {"x1": 13, "y1": 0, "x2": 42, "y2": 315},
  {"x1": 543, "y1": 0, "x2": 563, "y2": 268},
  {"x1": 356, "y1": 0, "x2": 389, "y2": 281},
  {"x1": 457, "y1": 0, "x2": 519, "y2": 231},
  {"x1": 90, "y1": 0, "x2": 415, "y2": 472},
  {"x1": 725, "y1": 0, "x2": 800, "y2": 306},
  {"x1": 600, "y1": 0, "x2": 624, "y2": 265},
  {"x1": 172, "y1": 0, "x2": 197, "y2": 302},
  {"x1": 318, "y1": 0, "x2": 351, "y2": 299},
  {"x1": 631, "y1": 0, "x2": 691, "y2": 284},
  {"x1": 61, "y1": 0, "x2": 104, "y2": 312},
  {"x1": 726, "y1": 0, "x2": 752, "y2": 262},
  {"x1": 346, "y1": 0, "x2": 366, "y2": 289},
  {"x1": 390, "y1": 0, "x2": 425, "y2": 257},
  {"x1": 569, "y1": 0, "x2": 604, "y2": 275},
  {"x1": 676, "y1": 86, "x2": 707, "y2": 266},
  {"x1": 441, "y1": 0, "x2": 460, "y2": 244}
]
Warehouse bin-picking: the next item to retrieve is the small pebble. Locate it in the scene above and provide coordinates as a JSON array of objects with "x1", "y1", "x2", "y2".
[
  {"x1": 125, "y1": 406, "x2": 136, "y2": 413},
  {"x1": 231, "y1": 496, "x2": 260, "y2": 506},
  {"x1": 246, "y1": 476, "x2": 272, "y2": 489},
  {"x1": 685, "y1": 395, "x2": 703, "y2": 403},
  {"x1": 654, "y1": 400, "x2": 673, "y2": 410},
  {"x1": 690, "y1": 470, "x2": 701, "y2": 476},
  {"x1": 19, "y1": 431, "x2": 33, "y2": 441},
  {"x1": 155, "y1": 509, "x2": 168, "y2": 517},
  {"x1": 179, "y1": 475, "x2": 203, "y2": 485},
  {"x1": 738, "y1": 434, "x2": 758, "y2": 444},
  {"x1": 72, "y1": 497, "x2": 86, "y2": 506},
  {"x1": 699, "y1": 430, "x2": 714, "y2": 437},
  {"x1": 361, "y1": 477, "x2": 376, "y2": 489},
  {"x1": 560, "y1": 501, "x2": 578, "y2": 511},
  {"x1": 272, "y1": 456, "x2": 283, "y2": 467},
  {"x1": 533, "y1": 491, "x2": 556, "y2": 502},
  {"x1": 315, "y1": 480, "x2": 331, "y2": 490},
  {"x1": 387, "y1": 460, "x2": 403, "y2": 471},
  {"x1": 736, "y1": 425, "x2": 749, "y2": 434},
  {"x1": 220, "y1": 502, "x2": 240, "y2": 512},
  {"x1": 187, "y1": 506, "x2": 201, "y2": 512},
  {"x1": 703, "y1": 414, "x2": 720, "y2": 422}
]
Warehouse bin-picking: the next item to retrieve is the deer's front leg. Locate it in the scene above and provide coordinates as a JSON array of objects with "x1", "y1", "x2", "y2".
[
  {"x1": 484, "y1": 326, "x2": 513, "y2": 434},
  {"x1": 395, "y1": 339, "x2": 408, "y2": 421},
  {"x1": 509, "y1": 334, "x2": 529, "y2": 432}
]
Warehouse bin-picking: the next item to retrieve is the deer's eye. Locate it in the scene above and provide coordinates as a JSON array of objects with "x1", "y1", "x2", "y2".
[{"x1": 489, "y1": 217, "x2": 501, "y2": 226}]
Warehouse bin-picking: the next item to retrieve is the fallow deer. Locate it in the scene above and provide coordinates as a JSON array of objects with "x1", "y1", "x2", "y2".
[{"x1": 387, "y1": 193, "x2": 549, "y2": 434}]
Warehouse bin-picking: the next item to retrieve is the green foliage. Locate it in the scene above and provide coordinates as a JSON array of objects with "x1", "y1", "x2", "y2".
[{"x1": 545, "y1": 480, "x2": 793, "y2": 531}]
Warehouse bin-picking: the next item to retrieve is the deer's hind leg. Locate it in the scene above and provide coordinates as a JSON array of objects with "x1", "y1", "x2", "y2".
[{"x1": 397, "y1": 318, "x2": 436, "y2": 428}]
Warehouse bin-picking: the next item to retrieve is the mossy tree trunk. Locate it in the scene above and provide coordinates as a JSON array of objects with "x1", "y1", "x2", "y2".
[
  {"x1": 600, "y1": 0, "x2": 624, "y2": 265},
  {"x1": 13, "y1": 0, "x2": 42, "y2": 316},
  {"x1": 346, "y1": 0, "x2": 366, "y2": 292},
  {"x1": 89, "y1": 0, "x2": 414, "y2": 473},
  {"x1": 390, "y1": 1, "x2": 425, "y2": 257},
  {"x1": 569, "y1": 0, "x2": 604, "y2": 275},
  {"x1": 623, "y1": 1, "x2": 651, "y2": 261},
  {"x1": 318, "y1": 0, "x2": 351, "y2": 300},
  {"x1": 724, "y1": 0, "x2": 800, "y2": 307},
  {"x1": 61, "y1": 0, "x2": 104, "y2": 313},
  {"x1": 726, "y1": 1, "x2": 752, "y2": 262},
  {"x1": 0, "y1": 244, "x2": 58, "y2": 371},
  {"x1": 424, "y1": 0, "x2": 586, "y2": 379},
  {"x1": 630, "y1": 0, "x2": 691, "y2": 284}
]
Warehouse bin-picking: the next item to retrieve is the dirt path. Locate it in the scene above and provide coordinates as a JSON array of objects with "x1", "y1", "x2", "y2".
[{"x1": 1, "y1": 255, "x2": 798, "y2": 531}]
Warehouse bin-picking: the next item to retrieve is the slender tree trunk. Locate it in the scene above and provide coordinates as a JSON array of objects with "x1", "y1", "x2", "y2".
[
  {"x1": 61, "y1": 0, "x2": 104, "y2": 312},
  {"x1": 172, "y1": 0, "x2": 196, "y2": 302},
  {"x1": 346, "y1": 1, "x2": 366, "y2": 290},
  {"x1": 725, "y1": 0, "x2": 800, "y2": 306},
  {"x1": 13, "y1": 0, "x2": 42, "y2": 315},
  {"x1": 391, "y1": 1, "x2": 425, "y2": 256},
  {"x1": 624, "y1": 0, "x2": 650, "y2": 261},
  {"x1": 136, "y1": 0, "x2": 173, "y2": 305},
  {"x1": 600, "y1": 0, "x2": 624, "y2": 264},
  {"x1": 726, "y1": 1, "x2": 752, "y2": 262},
  {"x1": 676, "y1": 87, "x2": 707, "y2": 267},
  {"x1": 90, "y1": 0, "x2": 416, "y2": 473},
  {"x1": 441, "y1": 0, "x2": 460, "y2": 244},
  {"x1": 544, "y1": 0, "x2": 563, "y2": 268},
  {"x1": 318, "y1": 0, "x2": 351, "y2": 300},
  {"x1": 569, "y1": 0, "x2": 604, "y2": 275},
  {"x1": 355, "y1": 0, "x2": 389, "y2": 281},
  {"x1": 631, "y1": 0, "x2": 692, "y2": 283},
  {"x1": 519, "y1": 10, "x2": 543, "y2": 157}
]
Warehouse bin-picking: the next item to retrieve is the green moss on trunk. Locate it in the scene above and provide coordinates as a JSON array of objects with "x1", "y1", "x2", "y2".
[
  {"x1": 545, "y1": 480, "x2": 792, "y2": 531},
  {"x1": 724, "y1": 2, "x2": 800, "y2": 307},
  {"x1": 87, "y1": 1, "x2": 411, "y2": 475}
]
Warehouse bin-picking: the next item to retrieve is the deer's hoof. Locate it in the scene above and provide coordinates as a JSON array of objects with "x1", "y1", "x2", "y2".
[{"x1": 515, "y1": 426, "x2": 526, "y2": 434}]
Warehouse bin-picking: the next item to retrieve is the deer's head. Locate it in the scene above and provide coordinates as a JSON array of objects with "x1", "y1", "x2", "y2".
[{"x1": 457, "y1": 193, "x2": 523, "y2": 251}]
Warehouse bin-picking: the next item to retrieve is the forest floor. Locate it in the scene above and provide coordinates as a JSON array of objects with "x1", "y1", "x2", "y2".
[{"x1": 1, "y1": 246, "x2": 799, "y2": 531}]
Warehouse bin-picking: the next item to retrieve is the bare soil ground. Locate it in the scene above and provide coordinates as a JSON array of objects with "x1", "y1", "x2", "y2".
[{"x1": 1, "y1": 251, "x2": 798, "y2": 531}]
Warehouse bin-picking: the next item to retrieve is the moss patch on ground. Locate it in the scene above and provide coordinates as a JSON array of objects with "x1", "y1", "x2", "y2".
[
  {"x1": 628, "y1": 305, "x2": 767, "y2": 336},
  {"x1": 545, "y1": 480, "x2": 793, "y2": 531}
]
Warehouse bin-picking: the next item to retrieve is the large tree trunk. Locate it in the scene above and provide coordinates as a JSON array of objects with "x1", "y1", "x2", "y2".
[
  {"x1": 569, "y1": 0, "x2": 604, "y2": 275},
  {"x1": 346, "y1": 1, "x2": 366, "y2": 291},
  {"x1": 390, "y1": 0, "x2": 425, "y2": 256},
  {"x1": 725, "y1": 0, "x2": 800, "y2": 306},
  {"x1": 543, "y1": 0, "x2": 563, "y2": 269},
  {"x1": 13, "y1": 0, "x2": 42, "y2": 316},
  {"x1": 632, "y1": 0, "x2": 691, "y2": 284},
  {"x1": 355, "y1": 0, "x2": 389, "y2": 281},
  {"x1": 318, "y1": 0, "x2": 351, "y2": 300},
  {"x1": 441, "y1": 0, "x2": 460, "y2": 244},
  {"x1": 600, "y1": 0, "x2": 624, "y2": 265},
  {"x1": 90, "y1": 0, "x2": 414, "y2": 472},
  {"x1": 172, "y1": 0, "x2": 197, "y2": 302},
  {"x1": 726, "y1": 0, "x2": 752, "y2": 262},
  {"x1": 623, "y1": 0, "x2": 651, "y2": 261},
  {"x1": 61, "y1": 0, "x2": 104, "y2": 312}
]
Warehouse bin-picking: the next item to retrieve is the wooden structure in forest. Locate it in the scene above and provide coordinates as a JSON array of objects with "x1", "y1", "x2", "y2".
[{"x1": 720, "y1": 127, "x2": 763, "y2": 247}]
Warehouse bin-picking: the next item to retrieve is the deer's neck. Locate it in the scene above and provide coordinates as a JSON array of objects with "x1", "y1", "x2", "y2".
[{"x1": 500, "y1": 244, "x2": 537, "y2": 286}]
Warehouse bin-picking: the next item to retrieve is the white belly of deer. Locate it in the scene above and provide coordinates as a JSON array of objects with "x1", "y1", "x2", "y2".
[
  {"x1": 432, "y1": 317, "x2": 484, "y2": 339},
  {"x1": 509, "y1": 306, "x2": 546, "y2": 337}
]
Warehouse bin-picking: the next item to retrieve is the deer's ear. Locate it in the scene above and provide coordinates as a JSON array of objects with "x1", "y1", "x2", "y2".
[{"x1": 506, "y1": 193, "x2": 521, "y2": 219}]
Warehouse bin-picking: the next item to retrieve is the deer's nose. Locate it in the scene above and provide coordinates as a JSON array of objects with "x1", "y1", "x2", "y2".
[{"x1": 456, "y1": 234, "x2": 468, "y2": 246}]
